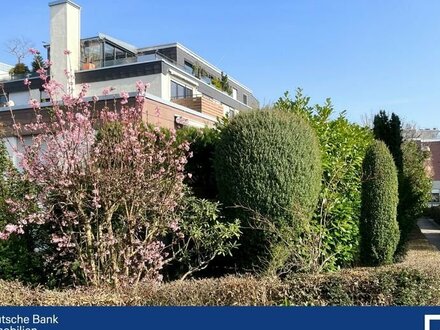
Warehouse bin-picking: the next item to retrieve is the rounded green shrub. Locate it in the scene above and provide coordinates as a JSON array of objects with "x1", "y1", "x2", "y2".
[
  {"x1": 214, "y1": 109, "x2": 321, "y2": 269},
  {"x1": 360, "y1": 140, "x2": 400, "y2": 266}
]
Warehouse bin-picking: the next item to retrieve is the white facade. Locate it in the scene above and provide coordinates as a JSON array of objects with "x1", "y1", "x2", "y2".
[{"x1": 49, "y1": 0, "x2": 81, "y2": 93}]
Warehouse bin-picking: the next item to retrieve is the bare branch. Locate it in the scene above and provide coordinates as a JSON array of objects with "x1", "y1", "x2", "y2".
[{"x1": 5, "y1": 37, "x2": 34, "y2": 64}]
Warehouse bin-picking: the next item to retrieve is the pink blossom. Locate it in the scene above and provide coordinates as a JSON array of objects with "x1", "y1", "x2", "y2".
[
  {"x1": 64, "y1": 49, "x2": 71, "y2": 55},
  {"x1": 43, "y1": 59, "x2": 53, "y2": 68},
  {"x1": 5, "y1": 224, "x2": 18, "y2": 233},
  {"x1": 28, "y1": 99, "x2": 40, "y2": 109},
  {"x1": 102, "y1": 87, "x2": 115, "y2": 96},
  {"x1": 169, "y1": 220, "x2": 179, "y2": 232},
  {"x1": 136, "y1": 80, "x2": 145, "y2": 93},
  {"x1": 24, "y1": 78, "x2": 31, "y2": 86},
  {"x1": 7, "y1": 69, "x2": 191, "y2": 286},
  {"x1": 29, "y1": 48, "x2": 39, "y2": 55},
  {"x1": 120, "y1": 91, "x2": 129, "y2": 105}
]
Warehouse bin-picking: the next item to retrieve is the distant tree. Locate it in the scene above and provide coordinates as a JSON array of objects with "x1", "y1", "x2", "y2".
[
  {"x1": 373, "y1": 110, "x2": 403, "y2": 171},
  {"x1": 5, "y1": 37, "x2": 33, "y2": 64},
  {"x1": 9, "y1": 63, "x2": 30, "y2": 76},
  {"x1": 31, "y1": 53, "x2": 44, "y2": 73}
]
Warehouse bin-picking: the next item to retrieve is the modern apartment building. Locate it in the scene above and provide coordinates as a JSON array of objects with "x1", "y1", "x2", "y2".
[{"x1": 0, "y1": 0, "x2": 258, "y2": 161}]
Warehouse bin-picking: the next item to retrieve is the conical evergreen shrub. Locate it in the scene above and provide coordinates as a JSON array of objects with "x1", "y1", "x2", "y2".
[{"x1": 360, "y1": 140, "x2": 400, "y2": 266}]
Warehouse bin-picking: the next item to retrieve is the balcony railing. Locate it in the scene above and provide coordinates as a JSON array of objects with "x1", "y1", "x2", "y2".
[
  {"x1": 0, "y1": 71, "x2": 39, "y2": 82},
  {"x1": 171, "y1": 95, "x2": 224, "y2": 118}
]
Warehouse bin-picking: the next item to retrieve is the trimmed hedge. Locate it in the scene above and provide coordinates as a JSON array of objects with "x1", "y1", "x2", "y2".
[
  {"x1": 0, "y1": 267, "x2": 437, "y2": 306},
  {"x1": 1, "y1": 226, "x2": 437, "y2": 306},
  {"x1": 360, "y1": 141, "x2": 400, "y2": 266},
  {"x1": 214, "y1": 109, "x2": 321, "y2": 269}
]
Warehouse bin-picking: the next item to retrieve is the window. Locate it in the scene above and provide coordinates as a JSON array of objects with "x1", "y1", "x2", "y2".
[
  {"x1": 171, "y1": 81, "x2": 193, "y2": 99},
  {"x1": 243, "y1": 94, "x2": 248, "y2": 105},
  {"x1": 432, "y1": 192, "x2": 440, "y2": 203},
  {"x1": 184, "y1": 61, "x2": 193, "y2": 74},
  {"x1": 40, "y1": 90, "x2": 50, "y2": 103},
  {"x1": 104, "y1": 43, "x2": 116, "y2": 63},
  {"x1": 232, "y1": 88, "x2": 237, "y2": 100},
  {"x1": 80, "y1": 39, "x2": 135, "y2": 69},
  {"x1": 228, "y1": 109, "x2": 237, "y2": 118}
]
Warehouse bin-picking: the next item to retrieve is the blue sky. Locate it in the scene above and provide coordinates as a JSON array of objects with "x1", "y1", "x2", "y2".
[{"x1": 1, "y1": 0, "x2": 440, "y2": 128}]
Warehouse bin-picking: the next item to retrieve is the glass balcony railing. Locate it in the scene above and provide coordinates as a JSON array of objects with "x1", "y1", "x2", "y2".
[{"x1": 0, "y1": 71, "x2": 39, "y2": 82}]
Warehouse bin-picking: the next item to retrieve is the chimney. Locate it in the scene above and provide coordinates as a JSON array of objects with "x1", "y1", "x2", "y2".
[{"x1": 49, "y1": 0, "x2": 81, "y2": 93}]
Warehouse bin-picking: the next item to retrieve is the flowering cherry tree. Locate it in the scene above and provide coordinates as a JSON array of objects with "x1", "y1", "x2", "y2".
[{"x1": 1, "y1": 51, "x2": 189, "y2": 286}]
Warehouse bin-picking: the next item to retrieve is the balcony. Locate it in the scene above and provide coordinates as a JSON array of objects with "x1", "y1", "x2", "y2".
[
  {"x1": 171, "y1": 95, "x2": 224, "y2": 118},
  {"x1": 0, "y1": 71, "x2": 39, "y2": 82}
]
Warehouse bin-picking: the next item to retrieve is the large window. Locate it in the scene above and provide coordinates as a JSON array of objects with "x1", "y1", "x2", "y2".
[
  {"x1": 171, "y1": 81, "x2": 193, "y2": 99},
  {"x1": 80, "y1": 39, "x2": 135, "y2": 69}
]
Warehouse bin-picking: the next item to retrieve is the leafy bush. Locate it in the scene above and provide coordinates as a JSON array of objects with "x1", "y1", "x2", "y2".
[
  {"x1": 275, "y1": 90, "x2": 373, "y2": 270},
  {"x1": 0, "y1": 140, "x2": 46, "y2": 284},
  {"x1": 360, "y1": 140, "x2": 400, "y2": 266},
  {"x1": 9, "y1": 63, "x2": 30, "y2": 76},
  {"x1": 176, "y1": 126, "x2": 220, "y2": 200},
  {"x1": 395, "y1": 141, "x2": 432, "y2": 256},
  {"x1": 168, "y1": 193, "x2": 241, "y2": 280},
  {"x1": 214, "y1": 109, "x2": 321, "y2": 272}
]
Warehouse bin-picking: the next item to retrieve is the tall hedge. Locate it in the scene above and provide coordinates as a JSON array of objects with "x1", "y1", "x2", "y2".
[
  {"x1": 275, "y1": 89, "x2": 374, "y2": 270},
  {"x1": 396, "y1": 141, "x2": 431, "y2": 255},
  {"x1": 360, "y1": 140, "x2": 400, "y2": 266},
  {"x1": 214, "y1": 109, "x2": 321, "y2": 269}
]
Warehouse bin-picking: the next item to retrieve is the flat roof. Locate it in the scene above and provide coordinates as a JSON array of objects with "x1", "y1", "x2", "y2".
[
  {"x1": 49, "y1": 0, "x2": 81, "y2": 10},
  {"x1": 138, "y1": 42, "x2": 253, "y2": 93}
]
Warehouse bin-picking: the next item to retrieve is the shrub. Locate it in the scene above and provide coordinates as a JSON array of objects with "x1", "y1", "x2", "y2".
[
  {"x1": 176, "y1": 126, "x2": 220, "y2": 200},
  {"x1": 0, "y1": 267, "x2": 437, "y2": 306},
  {"x1": 9, "y1": 63, "x2": 30, "y2": 76},
  {"x1": 214, "y1": 109, "x2": 321, "y2": 272},
  {"x1": 167, "y1": 193, "x2": 241, "y2": 280},
  {"x1": 360, "y1": 140, "x2": 400, "y2": 266},
  {"x1": 1, "y1": 70, "x2": 190, "y2": 286},
  {"x1": 395, "y1": 141, "x2": 431, "y2": 256},
  {"x1": 0, "y1": 140, "x2": 46, "y2": 284},
  {"x1": 275, "y1": 90, "x2": 373, "y2": 270}
]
